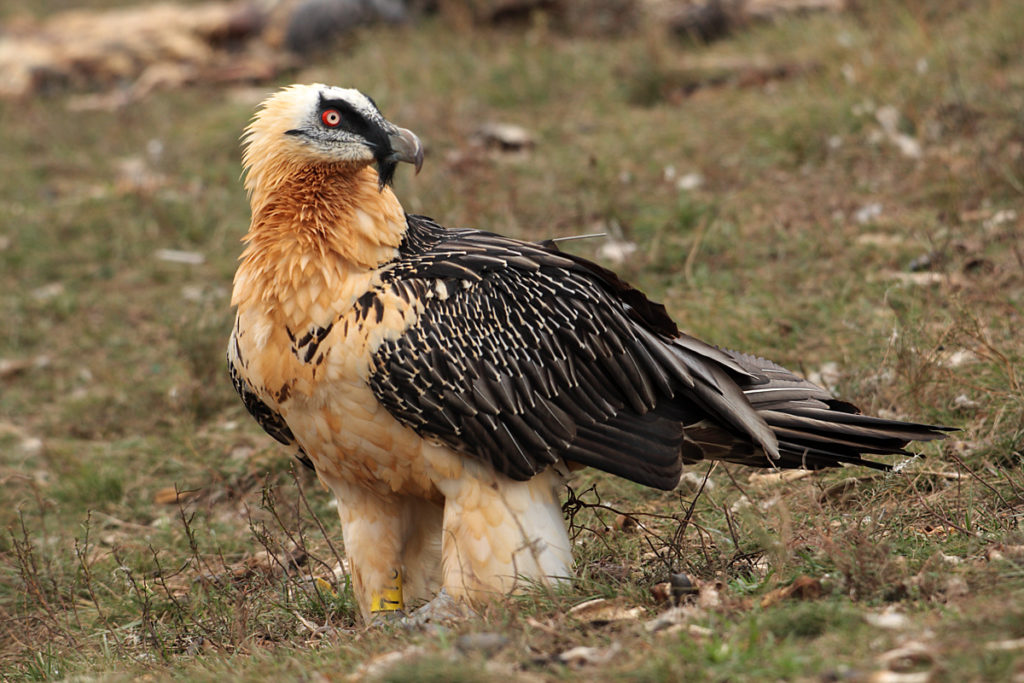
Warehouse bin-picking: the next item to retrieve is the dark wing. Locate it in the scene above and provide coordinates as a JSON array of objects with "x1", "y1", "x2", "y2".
[
  {"x1": 228, "y1": 332, "x2": 313, "y2": 470},
  {"x1": 365, "y1": 216, "x2": 782, "y2": 490}
]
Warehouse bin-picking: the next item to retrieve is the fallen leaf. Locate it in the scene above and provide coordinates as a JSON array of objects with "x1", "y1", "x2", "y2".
[
  {"x1": 525, "y1": 616, "x2": 561, "y2": 637},
  {"x1": 985, "y1": 637, "x2": 1024, "y2": 651},
  {"x1": 875, "y1": 105, "x2": 922, "y2": 158},
  {"x1": 614, "y1": 514, "x2": 638, "y2": 533},
  {"x1": 857, "y1": 232, "x2": 906, "y2": 247},
  {"x1": 819, "y1": 475, "x2": 884, "y2": 504},
  {"x1": 747, "y1": 469, "x2": 814, "y2": 488},
  {"x1": 866, "y1": 673, "x2": 931, "y2": 683},
  {"x1": 807, "y1": 361, "x2": 841, "y2": 392},
  {"x1": 940, "y1": 349, "x2": 978, "y2": 367},
  {"x1": 982, "y1": 208, "x2": 1018, "y2": 231},
  {"x1": 346, "y1": 645, "x2": 425, "y2": 681},
  {"x1": 0, "y1": 355, "x2": 51, "y2": 379},
  {"x1": 558, "y1": 642, "x2": 621, "y2": 668},
  {"x1": 651, "y1": 582, "x2": 672, "y2": 604},
  {"x1": 760, "y1": 575, "x2": 823, "y2": 608},
  {"x1": 31, "y1": 283, "x2": 64, "y2": 301},
  {"x1": 876, "y1": 271, "x2": 946, "y2": 286},
  {"x1": 877, "y1": 640, "x2": 935, "y2": 673},
  {"x1": 944, "y1": 576, "x2": 968, "y2": 599},
  {"x1": 986, "y1": 544, "x2": 1024, "y2": 563},
  {"x1": 153, "y1": 486, "x2": 199, "y2": 505},
  {"x1": 567, "y1": 598, "x2": 643, "y2": 625}
]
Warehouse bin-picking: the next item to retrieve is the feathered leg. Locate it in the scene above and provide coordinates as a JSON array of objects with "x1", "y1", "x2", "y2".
[
  {"x1": 326, "y1": 476, "x2": 444, "y2": 622},
  {"x1": 329, "y1": 480, "x2": 407, "y2": 620},
  {"x1": 397, "y1": 496, "x2": 444, "y2": 609},
  {"x1": 434, "y1": 468, "x2": 572, "y2": 603}
]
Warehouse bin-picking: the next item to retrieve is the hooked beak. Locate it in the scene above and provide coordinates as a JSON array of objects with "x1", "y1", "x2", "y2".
[
  {"x1": 376, "y1": 126, "x2": 424, "y2": 191},
  {"x1": 387, "y1": 127, "x2": 424, "y2": 174}
]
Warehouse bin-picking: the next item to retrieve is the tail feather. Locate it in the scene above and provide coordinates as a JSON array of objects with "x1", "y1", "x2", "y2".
[
  {"x1": 761, "y1": 410, "x2": 949, "y2": 452},
  {"x1": 690, "y1": 348, "x2": 953, "y2": 473},
  {"x1": 774, "y1": 440, "x2": 897, "y2": 471}
]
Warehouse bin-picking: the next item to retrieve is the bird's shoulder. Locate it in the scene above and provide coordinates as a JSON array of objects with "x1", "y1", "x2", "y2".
[{"x1": 376, "y1": 214, "x2": 681, "y2": 339}]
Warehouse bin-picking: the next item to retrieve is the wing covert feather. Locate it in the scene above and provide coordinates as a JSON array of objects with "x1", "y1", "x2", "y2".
[{"x1": 364, "y1": 216, "x2": 776, "y2": 489}]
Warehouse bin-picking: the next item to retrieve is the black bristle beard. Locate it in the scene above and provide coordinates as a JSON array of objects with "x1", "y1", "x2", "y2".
[{"x1": 376, "y1": 160, "x2": 397, "y2": 191}]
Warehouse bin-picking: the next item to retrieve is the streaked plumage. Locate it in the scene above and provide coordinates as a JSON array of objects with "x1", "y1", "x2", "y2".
[{"x1": 228, "y1": 84, "x2": 951, "y2": 623}]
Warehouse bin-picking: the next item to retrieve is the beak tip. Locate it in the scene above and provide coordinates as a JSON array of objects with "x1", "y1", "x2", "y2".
[{"x1": 389, "y1": 126, "x2": 424, "y2": 175}]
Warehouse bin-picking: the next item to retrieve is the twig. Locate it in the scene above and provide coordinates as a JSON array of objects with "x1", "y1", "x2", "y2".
[
  {"x1": 75, "y1": 513, "x2": 124, "y2": 655},
  {"x1": 672, "y1": 464, "x2": 716, "y2": 548},
  {"x1": 683, "y1": 214, "x2": 710, "y2": 286},
  {"x1": 111, "y1": 546, "x2": 167, "y2": 661},
  {"x1": 291, "y1": 464, "x2": 347, "y2": 578},
  {"x1": 947, "y1": 451, "x2": 1015, "y2": 512}
]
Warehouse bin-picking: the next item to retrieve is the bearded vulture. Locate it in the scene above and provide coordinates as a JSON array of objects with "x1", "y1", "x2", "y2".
[{"x1": 228, "y1": 84, "x2": 950, "y2": 623}]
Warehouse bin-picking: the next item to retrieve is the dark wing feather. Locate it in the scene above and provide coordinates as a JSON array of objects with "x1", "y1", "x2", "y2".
[
  {"x1": 365, "y1": 216, "x2": 778, "y2": 490},
  {"x1": 228, "y1": 339, "x2": 313, "y2": 470}
]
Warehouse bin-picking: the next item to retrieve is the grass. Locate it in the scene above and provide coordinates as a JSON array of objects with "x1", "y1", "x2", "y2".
[{"x1": 2, "y1": 1, "x2": 1024, "y2": 680}]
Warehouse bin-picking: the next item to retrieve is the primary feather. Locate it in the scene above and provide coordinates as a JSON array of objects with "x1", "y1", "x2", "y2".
[{"x1": 228, "y1": 84, "x2": 951, "y2": 623}]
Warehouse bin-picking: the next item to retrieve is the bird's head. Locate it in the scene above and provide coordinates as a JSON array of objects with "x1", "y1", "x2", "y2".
[{"x1": 242, "y1": 84, "x2": 423, "y2": 193}]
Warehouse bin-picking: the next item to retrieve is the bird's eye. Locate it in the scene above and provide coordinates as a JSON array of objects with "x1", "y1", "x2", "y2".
[{"x1": 321, "y1": 109, "x2": 342, "y2": 127}]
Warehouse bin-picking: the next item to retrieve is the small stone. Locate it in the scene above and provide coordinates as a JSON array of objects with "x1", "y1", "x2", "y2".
[
  {"x1": 670, "y1": 573, "x2": 697, "y2": 602},
  {"x1": 596, "y1": 238, "x2": 637, "y2": 265},
  {"x1": 19, "y1": 437, "x2": 44, "y2": 458},
  {"x1": 678, "y1": 471, "x2": 714, "y2": 493},
  {"x1": 475, "y1": 122, "x2": 534, "y2": 151},
  {"x1": 676, "y1": 172, "x2": 704, "y2": 191},
  {"x1": 951, "y1": 394, "x2": 979, "y2": 412},
  {"x1": 154, "y1": 249, "x2": 204, "y2": 265},
  {"x1": 559, "y1": 643, "x2": 621, "y2": 668},
  {"x1": 31, "y1": 282, "x2": 65, "y2": 301},
  {"x1": 456, "y1": 632, "x2": 509, "y2": 656},
  {"x1": 864, "y1": 607, "x2": 909, "y2": 630},
  {"x1": 854, "y1": 202, "x2": 883, "y2": 225}
]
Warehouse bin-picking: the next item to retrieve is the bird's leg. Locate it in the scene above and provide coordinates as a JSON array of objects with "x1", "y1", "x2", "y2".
[
  {"x1": 436, "y1": 469, "x2": 572, "y2": 604},
  {"x1": 329, "y1": 481, "x2": 408, "y2": 622}
]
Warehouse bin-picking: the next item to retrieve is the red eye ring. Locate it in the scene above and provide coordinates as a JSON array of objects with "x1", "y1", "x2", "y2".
[{"x1": 321, "y1": 109, "x2": 342, "y2": 127}]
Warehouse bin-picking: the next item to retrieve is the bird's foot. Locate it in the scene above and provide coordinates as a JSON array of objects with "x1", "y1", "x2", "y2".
[
  {"x1": 401, "y1": 588, "x2": 472, "y2": 631},
  {"x1": 367, "y1": 608, "x2": 408, "y2": 627}
]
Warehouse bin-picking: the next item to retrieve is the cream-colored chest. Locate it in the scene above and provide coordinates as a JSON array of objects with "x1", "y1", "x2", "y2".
[{"x1": 232, "y1": 273, "x2": 438, "y2": 498}]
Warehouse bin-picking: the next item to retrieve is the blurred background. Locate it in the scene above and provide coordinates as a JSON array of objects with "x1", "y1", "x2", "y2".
[{"x1": 1, "y1": 1, "x2": 1023, "y2": 680}]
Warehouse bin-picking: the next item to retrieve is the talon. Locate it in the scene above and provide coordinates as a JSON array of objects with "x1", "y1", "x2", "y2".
[
  {"x1": 401, "y1": 588, "x2": 471, "y2": 630},
  {"x1": 368, "y1": 608, "x2": 408, "y2": 627},
  {"x1": 369, "y1": 568, "x2": 404, "y2": 614}
]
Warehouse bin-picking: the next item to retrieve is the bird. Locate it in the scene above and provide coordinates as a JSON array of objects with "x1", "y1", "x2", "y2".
[{"x1": 228, "y1": 83, "x2": 951, "y2": 623}]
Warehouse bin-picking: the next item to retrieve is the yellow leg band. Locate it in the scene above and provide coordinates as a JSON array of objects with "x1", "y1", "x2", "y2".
[{"x1": 370, "y1": 568, "x2": 404, "y2": 613}]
